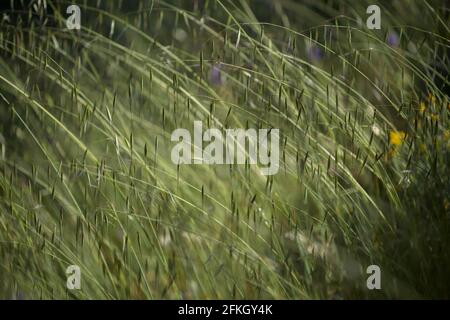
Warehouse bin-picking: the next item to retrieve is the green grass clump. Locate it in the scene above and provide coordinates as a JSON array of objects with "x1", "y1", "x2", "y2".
[{"x1": 0, "y1": 0, "x2": 449, "y2": 299}]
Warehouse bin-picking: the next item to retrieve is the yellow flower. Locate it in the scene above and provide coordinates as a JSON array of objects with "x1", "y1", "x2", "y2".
[
  {"x1": 389, "y1": 131, "x2": 406, "y2": 146},
  {"x1": 444, "y1": 130, "x2": 450, "y2": 140},
  {"x1": 418, "y1": 102, "x2": 426, "y2": 113},
  {"x1": 431, "y1": 114, "x2": 439, "y2": 122},
  {"x1": 427, "y1": 93, "x2": 436, "y2": 103}
]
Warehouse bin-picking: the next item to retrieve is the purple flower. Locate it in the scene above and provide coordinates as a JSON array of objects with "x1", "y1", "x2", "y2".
[
  {"x1": 306, "y1": 44, "x2": 324, "y2": 62},
  {"x1": 209, "y1": 63, "x2": 223, "y2": 86},
  {"x1": 387, "y1": 32, "x2": 400, "y2": 48}
]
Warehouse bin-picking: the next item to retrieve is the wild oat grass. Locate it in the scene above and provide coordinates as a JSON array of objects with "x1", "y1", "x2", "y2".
[{"x1": 0, "y1": 0, "x2": 449, "y2": 299}]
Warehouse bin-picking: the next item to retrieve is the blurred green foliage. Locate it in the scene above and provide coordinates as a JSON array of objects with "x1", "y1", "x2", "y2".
[{"x1": 0, "y1": 0, "x2": 449, "y2": 299}]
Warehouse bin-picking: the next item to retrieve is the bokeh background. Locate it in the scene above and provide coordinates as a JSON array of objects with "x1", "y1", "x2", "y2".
[{"x1": 0, "y1": 0, "x2": 449, "y2": 299}]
